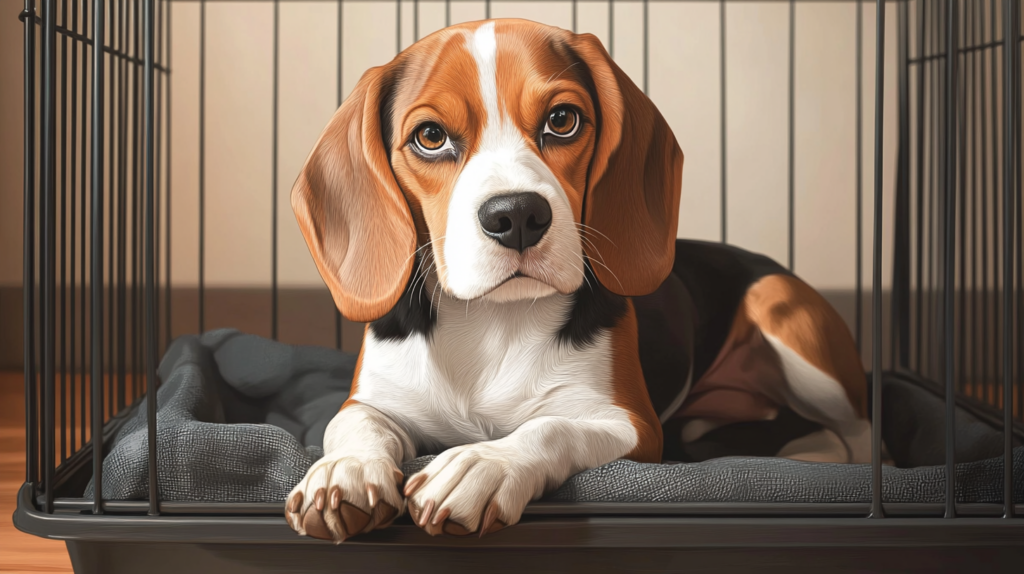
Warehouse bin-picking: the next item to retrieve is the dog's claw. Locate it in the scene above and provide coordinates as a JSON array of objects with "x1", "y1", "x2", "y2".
[
  {"x1": 479, "y1": 501, "x2": 505, "y2": 538},
  {"x1": 404, "y1": 473, "x2": 427, "y2": 497}
]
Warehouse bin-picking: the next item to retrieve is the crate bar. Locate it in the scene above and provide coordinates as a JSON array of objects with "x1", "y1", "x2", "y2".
[
  {"x1": 446, "y1": 0, "x2": 451, "y2": 27},
  {"x1": 572, "y1": 0, "x2": 576, "y2": 32},
  {"x1": 986, "y1": 0, "x2": 997, "y2": 400},
  {"x1": 335, "y1": 0, "x2": 343, "y2": 351},
  {"x1": 855, "y1": 0, "x2": 863, "y2": 355},
  {"x1": 970, "y1": 0, "x2": 979, "y2": 402},
  {"x1": 486, "y1": 0, "x2": 490, "y2": 19},
  {"x1": 788, "y1": 0, "x2": 795, "y2": 271},
  {"x1": 414, "y1": 0, "x2": 419, "y2": 40},
  {"x1": 144, "y1": 0, "x2": 160, "y2": 517},
  {"x1": 68, "y1": 0, "x2": 78, "y2": 456},
  {"x1": 942, "y1": 0, "x2": 959, "y2": 519},
  {"x1": 1001, "y1": 0, "x2": 1016, "y2": 518},
  {"x1": 59, "y1": 0, "x2": 67, "y2": 465},
  {"x1": 396, "y1": 0, "x2": 401, "y2": 53},
  {"x1": 40, "y1": 0, "x2": 57, "y2": 516},
  {"x1": 154, "y1": 0, "x2": 163, "y2": 355},
  {"x1": 892, "y1": 0, "x2": 911, "y2": 372},
  {"x1": 117, "y1": 0, "x2": 128, "y2": 412},
  {"x1": 132, "y1": 0, "x2": 142, "y2": 402},
  {"x1": 643, "y1": 0, "x2": 648, "y2": 95},
  {"x1": 106, "y1": 0, "x2": 114, "y2": 422},
  {"x1": 199, "y1": 0, "x2": 206, "y2": 334},
  {"x1": 957, "y1": 0, "x2": 967, "y2": 391},
  {"x1": 720, "y1": 0, "x2": 725, "y2": 242},
  {"x1": 921, "y1": 0, "x2": 929, "y2": 372},
  {"x1": 165, "y1": 0, "x2": 173, "y2": 350},
  {"x1": 90, "y1": 0, "x2": 105, "y2": 516},
  {"x1": 77, "y1": 0, "x2": 89, "y2": 453},
  {"x1": 869, "y1": 0, "x2": 885, "y2": 519},
  {"x1": 22, "y1": 0, "x2": 38, "y2": 487},
  {"x1": 979, "y1": 0, "x2": 990, "y2": 398},
  {"x1": 609, "y1": 0, "x2": 615, "y2": 58},
  {"x1": 271, "y1": 0, "x2": 279, "y2": 341}
]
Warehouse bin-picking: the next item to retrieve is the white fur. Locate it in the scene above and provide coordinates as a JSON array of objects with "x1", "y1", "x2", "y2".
[
  {"x1": 442, "y1": 23, "x2": 584, "y2": 302},
  {"x1": 322, "y1": 289, "x2": 639, "y2": 531},
  {"x1": 761, "y1": 332, "x2": 872, "y2": 464}
]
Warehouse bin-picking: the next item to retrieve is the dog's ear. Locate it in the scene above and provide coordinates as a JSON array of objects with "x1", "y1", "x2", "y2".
[
  {"x1": 571, "y1": 33, "x2": 684, "y2": 297},
  {"x1": 291, "y1": 65, "x2": 416, "y2": 322}
]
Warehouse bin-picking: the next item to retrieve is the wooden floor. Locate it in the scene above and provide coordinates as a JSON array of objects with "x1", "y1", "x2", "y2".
[{"x1": 0, "y1": 372, "x2": 73, "y2": 574}]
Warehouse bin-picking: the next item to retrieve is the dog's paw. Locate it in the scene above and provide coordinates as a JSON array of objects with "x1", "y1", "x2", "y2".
[
  {"x1": 403, "y1": 443, "x2": 533, "y2": 538},
  {"x1": 285, "y1": 455, "x2": 405, "y2": 543}
]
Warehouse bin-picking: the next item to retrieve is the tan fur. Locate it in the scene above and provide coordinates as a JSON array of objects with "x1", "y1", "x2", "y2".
[
  {"x1": 744, "y1": 274, "x2": 868, "y2": 419},
  {"x1": 610, "y1": 300, "x2": 664, "y2": 463}
]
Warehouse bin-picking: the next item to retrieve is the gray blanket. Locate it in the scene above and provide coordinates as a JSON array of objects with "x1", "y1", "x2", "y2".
[{"x1": 86, "y1": 329, "x2": 1023, "y2": 504}]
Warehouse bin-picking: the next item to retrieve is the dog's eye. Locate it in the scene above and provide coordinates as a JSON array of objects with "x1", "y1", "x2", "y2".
[
  {"x1": 413, "y1": 122, "x2": 454, "y2": 156},
  {"x1": 543, "y1": 106, "x2": 580, "y2": 139}
]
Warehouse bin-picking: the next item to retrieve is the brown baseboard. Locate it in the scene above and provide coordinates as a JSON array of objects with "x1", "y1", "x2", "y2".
[{"x1": 0, "y1": 285, "x2": 894, "y2": 371}]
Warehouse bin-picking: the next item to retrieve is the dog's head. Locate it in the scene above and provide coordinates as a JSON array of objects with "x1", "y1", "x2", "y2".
[{"x1": 292, "y1": 19, "x2": 683, "y2": 322}]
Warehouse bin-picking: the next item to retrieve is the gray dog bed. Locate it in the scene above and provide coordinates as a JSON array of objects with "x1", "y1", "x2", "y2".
[{"x1": 85, "y1": 329, "x2": 1024, "y2": 504}]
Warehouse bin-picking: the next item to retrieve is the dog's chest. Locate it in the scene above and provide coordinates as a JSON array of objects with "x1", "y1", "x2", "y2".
[{"x1": 353, "y1": 295, "x2": 617, "y2": 451}]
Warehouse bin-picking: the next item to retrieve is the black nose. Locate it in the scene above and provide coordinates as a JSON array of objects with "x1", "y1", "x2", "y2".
[{"x1": 477, "y1": 192, "x2": 553, "y2": 252}]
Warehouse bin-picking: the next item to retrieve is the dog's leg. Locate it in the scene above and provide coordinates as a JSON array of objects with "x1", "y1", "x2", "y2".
[
  {"x1": 284, "y1": 402, "x2": 415, "y2": 543},
  {"x1": 744, "y1": 274, "x2": 873, "y2": 464},
  {"x1": 403, "y1": 414, "x2": 638, "y2": 537}
]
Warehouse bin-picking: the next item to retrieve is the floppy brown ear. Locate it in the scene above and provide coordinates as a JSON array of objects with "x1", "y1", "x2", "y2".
[
  {"x1": 571, "y1": 33, "x2": 684, "y2": 297},
  {"x1": 291, "y1": 65, "x2": 416, "y2": 323}
]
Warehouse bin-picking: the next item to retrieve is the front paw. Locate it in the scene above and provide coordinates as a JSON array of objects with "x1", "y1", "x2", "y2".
[
  {"x1": 285, "y1": 455, "x2": 405, "y2": 543},
  {"x1": 403, "y1": 443, "x2": 533, "y2": 538}
]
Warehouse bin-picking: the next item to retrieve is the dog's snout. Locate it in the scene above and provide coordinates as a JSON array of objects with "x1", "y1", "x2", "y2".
[{"x1": 477, "y1": 192, "x2": 552, "y2": 252}]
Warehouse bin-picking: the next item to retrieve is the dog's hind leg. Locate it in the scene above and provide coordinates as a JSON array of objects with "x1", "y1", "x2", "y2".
[{"x1": 743, "y1": 274, "x2": 872, "y2": 464}]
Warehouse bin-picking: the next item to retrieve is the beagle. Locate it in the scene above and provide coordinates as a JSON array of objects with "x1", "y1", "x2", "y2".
[{"x1": 284, "y1": 19, "x2": 871, "y2": 542}]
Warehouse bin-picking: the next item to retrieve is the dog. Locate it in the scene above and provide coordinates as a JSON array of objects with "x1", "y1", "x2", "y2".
[{"x1": 284, "y1": 19, "x2": 871, "y2": 542}]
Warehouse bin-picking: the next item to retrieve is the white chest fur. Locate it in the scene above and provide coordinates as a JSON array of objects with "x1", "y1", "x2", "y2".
[{"x1": 352, "y1": 290, "x2": 623, "y2": 456}]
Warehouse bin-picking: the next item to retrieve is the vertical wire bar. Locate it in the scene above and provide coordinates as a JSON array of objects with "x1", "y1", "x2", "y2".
[
  {"x1": 869, "y1": 0, "x2": 886, "y2": 520},
  {"x1": 69, "y1": 0, "x2": 78, "y2": 455},
  {"x1": 90, "y1": 0, "x2": 105, "y2": 516},
  {"x1": 980, "y1": 0, "x2": 991, "y2": 394},
  {"x1": 118, "y1": 0, "x2": 128, "y2": 412},
  {"x1": 154, "y1": 0, "x2": 162, "y2": 356},
  {"x1": 572, "y1": 0, "x2": 577, "y2": 33},
  {"x1": 486, "y1": 0, "x2": 490, "y2": 20},
  {"x1": 396, "y1": 0, "x2": 401, "y2": 54},
  {"x1": 199, "y1": 0, "x2": 205, "y2": 334},
  {"x1": 958, "y1": 0, "x2": 969, "y2": 391},
  {"x1": 1001, "y1": 0, "x2": 1016, "y2": 518},
  {"x1": 720, "y1": 0, "x2": 726, "y2": 242},
  {"x1": 22, "y1": 0, "x2": 38, "y2": 486},
  {"x1": 107, "y1": 0, "x2": 115, "y2": 421},
  {"x1": 42, "y1": 0, "x2": 57, "y2": 515},
  {"x1": 916, "y1": 0, "x2": 926, "y2": 373},
  {"x1": 943, "y1": 0, "x2": 959, "y2": 520},
  {"x1": 894, "y1": 0, "x2": 911, "y2": 372},
  {"x1": 643, "y1": 0, "x2": 648, "y2": 96},
  {"x1": 414, "y1": 0, "x2": 418, "y2": 42},
  {"x1": 59, "y1": 0, "x2": 68, "y2": 464},
  {"x1": 446, "y1": 0, "x2": 450, "y2": 28},
  {"x1": 271, "y1": 0, "x2": 279, "y2": 341},
  {"x1": 971, "y1": 0, "x2": 981, "y2": 399},
  {"x1": 987, "y1": 0, "x2": 998, "y2": 401},
  {"x1": 79, "y1": 0, "x2": 89, "y2": 452},
  {"x1": 165, "y1": 0, "x2": 172, "y2": 349},
  {"x1": 788, "y1": 0, "x2": 795, "y2": 271},
  {"x1": 335, "y1": 0, "x2": 343, "y2": 351},
  {"x1": 1017, "y1": 9, "x2": 1024, "y2": 427},
  {"x1": 609, "y1": 0, "x2": 614, "y2": 59},
  {"x1": 132, "y1": 0, "x2": 142, "y2": 403},
  {"x1": 928, "y1": 3, "x2": 939, "y2": 380},
  {"x1": 144, "y1": 0, "x2": 159, "y2": 517},
  {"x1": 856, "y1": 0, "x2": 863, "y2": 356}
]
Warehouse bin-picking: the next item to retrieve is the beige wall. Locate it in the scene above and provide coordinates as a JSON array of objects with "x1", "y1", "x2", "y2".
[{"x1": 1, "y1": 1, "x2": 904, "y2": 293}]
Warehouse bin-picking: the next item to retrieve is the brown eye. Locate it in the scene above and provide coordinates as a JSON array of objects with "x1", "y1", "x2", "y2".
[
  {"x1": 544, "y1": 106, "x2": 580, "y2": 138},
  {"x1": 414, "y1": 122, "x2": 451, "y2": 155}
]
